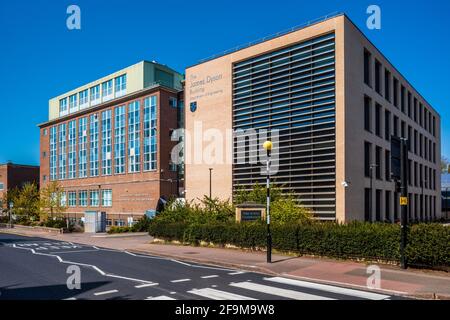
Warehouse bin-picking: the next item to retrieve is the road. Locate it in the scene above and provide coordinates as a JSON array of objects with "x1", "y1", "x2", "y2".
[{"x1": 0, "y1": 233, "x2": 402, "y2": 300}]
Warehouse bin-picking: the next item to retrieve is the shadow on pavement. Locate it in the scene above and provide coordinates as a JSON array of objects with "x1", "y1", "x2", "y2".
[{"x1": 0, "y1": 281, "x2": 112, "y2": 300}]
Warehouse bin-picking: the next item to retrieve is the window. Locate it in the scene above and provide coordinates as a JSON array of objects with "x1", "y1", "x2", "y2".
[
  {"x1": 68, "y1": 191, "x2": 77, "y2": 207},
  {"x1": 414, "y1": 130, "x2": 418, "y2": 155},
  {"x1": 43, "y1": 128, "x2": 48, "y2": 136},
  {"x1": 78, "y1": 117, "x2": 88, "y2": 178},
  {"x1": 385, "y1": 150, "x2": 391, "y2": 181},
  {"x1": 90, "y1": 114, "x2": 99, "y2": 177},
  {"x1": 364, "y1": 188, "x2": 371, "y2": 221},
  {"x1": 115, "y1": 74, "x2": 127, "y2": 97},
  {"x1": 50, "y1": 126, "x2": 57, "y2": 180},
  {"x1": 144, "y1": 96, "x2": 158, "y2": 171},
  {"x1": 114, "y1": 106, "x2": 126, "y2": 174},
  {"x1": 375, "y1": 146, "x2": 382, "y2": 180},
  {"x1": 419, "y1": 103, "x2": 423, "y2": 127},
  {"x1": 90, "y1": 85, "x2": 101, "y2": 105},
  {"x1": 414, "y1": 162, "x2": 418, "y2": 187},
  {"x1": 384, "y1": 69, "x2": 390, "y2": 101},
  {"x1": 79, "y1": 89, "x2": 89, "y2": 108},
  {"x1": 400, "y1": 85, "x2": 405, "y2": 112},
  {"x1": 407, "y1": 91, "x2": 412, "y2": 117},
  {"x1": 375, "y1": 190, "x2": 381, "y2": 222},
  {"x1": 394, "y1": 192, "x2": 399, "y2": 221},
  {"x1": 384, "y1": 110, "x2": 391, "y2": 140},
  {"x1": 375, "y1": 103, "x2": 381, "y2": 137},
  {"x1": 364, "y1": 49, "x2": 371, "y2": 86},
  {"x1": 58, "y1": 123, "x2": 67, "y2": 180},
  {"x1": 385, "y1": 191, "x2": 391, "y2": 222},
  {"x1": 128, "y1": 101, "x2": 141, "y2": 173},
  {"x1": 79, "y1": 190, "x2": 88, "y2": 207},
  {"x1": 68, "y1": 120, "x2": 77, "y2": 179},
  {"x1": 364, "y1": 141, "x2": 372, "y2": 178},
  {"x1": 393, "y1": 116, "x2": 398, "y2": 137},
  {"x1": 102, "y1": 110, "x2": 112, "y2": 175},
  {"x1": 401, "y1": 121, "x2": 406, "y2": 139},
  {"x1": 69, "y1": 94, "x2": 78, "y2": 113},
  {"x1": 413, "y1": 98, "x2": 418, "y2": 122},
  {"x1": 114, "y1": 219, "x2": 125, "y2": 226},
  {"x1": 169, "y1": 97, "x2": 177, "y2": 108},
  {"x1": 102, "y1": 80, "x2": 113, "y2": 101},
  {"x1": 393, "y1": 78, "x2": 398, "y2": 107},
  {"x1": 375, "y1": 60, "x2": 382, "y2": 94},
  {"x1": 60, "y1": 192, "x2": 67, "y2": 207},
  {"x1": 102, "y1": 190, "x2": 112, "y2": 207},
  {"x1": 59, "y1": 98, "x2": 68, "y2": 116},
  {"x1": 408, "y1": 126, "x2": 412, "y2": 151},
  {"x1": 90, "y1": 190, "x2": 99, "y2": 207},
  {"x1": 364, "y1": 96, "x2": 371, "y2": 132},
  {"x1": 0, "y1": 182, "x2": 4, "y2": 190}
]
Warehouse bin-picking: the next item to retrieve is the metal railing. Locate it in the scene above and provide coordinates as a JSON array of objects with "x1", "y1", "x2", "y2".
[{"x1": 197, "y1": 12, "x2": 343, "y2": 64}]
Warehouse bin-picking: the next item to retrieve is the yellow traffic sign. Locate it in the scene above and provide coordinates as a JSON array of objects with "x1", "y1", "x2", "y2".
[{"x1": 400, "y1": 197, "x2": 408, "y2": 206}]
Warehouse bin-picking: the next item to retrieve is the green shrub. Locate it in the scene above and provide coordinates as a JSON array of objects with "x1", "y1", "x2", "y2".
[{"x1": 149, "y1": 220, "x2": 449, "y2": 268}]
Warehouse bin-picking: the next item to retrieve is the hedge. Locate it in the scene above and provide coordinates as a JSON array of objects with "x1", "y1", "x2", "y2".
[{"x1": 149, "y1": 221, "x2": 449, "y2": 268}]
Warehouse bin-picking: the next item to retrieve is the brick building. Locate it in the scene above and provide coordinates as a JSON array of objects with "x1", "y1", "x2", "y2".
[
  {"x1": 0, "y1": 162, "x2": 40, "y2": 209},
  {"x1": 38, "y1": 61, "x2": 184, "y2": 226}
]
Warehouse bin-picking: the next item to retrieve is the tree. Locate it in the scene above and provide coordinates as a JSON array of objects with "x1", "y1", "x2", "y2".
[
  {"x1": 442, "y1": 156, "x2": 450, "y2": 173},
  {"x1": 11, "y1": 182, "x2": 40, "y2": 221},
  {"x1": 40, "y1": 181, "x2": 67, "y2": 221}
]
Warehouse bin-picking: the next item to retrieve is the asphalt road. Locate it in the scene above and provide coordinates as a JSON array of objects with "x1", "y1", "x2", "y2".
[{"x1": 0, "y1": 233, "x2": 402, "y2": 300}]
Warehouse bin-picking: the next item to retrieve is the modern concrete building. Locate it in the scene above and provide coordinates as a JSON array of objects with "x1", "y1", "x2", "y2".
[
  {"x1": 39, "y1": 61, "x2": 184, "y2": 226},
  {"x1": 0, "y1": 162, "x2": 40, "y2": 209},
  {"x1": 184, "y1": 14, "x2": 442, "y2": 222}
]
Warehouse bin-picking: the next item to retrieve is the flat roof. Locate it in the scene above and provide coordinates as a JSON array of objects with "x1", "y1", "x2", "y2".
[
  {"x1": 0, "y1": 163, "x2": 39, "y2": 168},
  {"x1": 38, "y1": 83, "x2": 181, "y2": 128},
  {"x1": 186, "y1": 12, "x2": 439, "y2": 116}
]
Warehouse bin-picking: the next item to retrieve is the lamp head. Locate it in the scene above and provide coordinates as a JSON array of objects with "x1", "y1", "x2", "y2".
[{"x1": 263, "y1": 140, "x2": 273, "y2": 151}]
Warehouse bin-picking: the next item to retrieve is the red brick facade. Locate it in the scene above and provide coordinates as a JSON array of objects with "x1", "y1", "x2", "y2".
[
  {"x1": 0, "y1": 163, "x2": 40, "y2": 208},
  {"x1": 39, "y1": 86, "x2": 182, "y2": 224}
]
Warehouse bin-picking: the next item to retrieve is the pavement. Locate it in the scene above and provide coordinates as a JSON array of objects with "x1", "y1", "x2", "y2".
[{"x1": 1, "y1": 228, "x2": 449, "y2": 300}]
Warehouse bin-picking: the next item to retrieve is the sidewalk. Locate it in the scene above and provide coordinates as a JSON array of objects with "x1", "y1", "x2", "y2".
[{"x1": 1, "y1": 228, "x2": 449, "y2": 300}]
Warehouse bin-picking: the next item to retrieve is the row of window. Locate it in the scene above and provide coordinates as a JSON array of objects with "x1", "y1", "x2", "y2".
[
  {"x1": 364, "y1": 96, "x2": 437, "y2": 165},
  {"x1": 59, "y1": 74, "x2": 127, "y2": 117},
  {"x1": 364, "y1": 49, "x2": 436, "y2": 138},
  {"x1": 364, "y1": 189, "x2": 438, "y2": 222},
  {"x1": 62, "y1": 189, "x2": 112, "y2": 207},
  {"x1": 364, "y1": 141, "x2": 438, "y2": 191},
  {"x1": 49, "y1": 96, "x2": 158, "y2": 181}
]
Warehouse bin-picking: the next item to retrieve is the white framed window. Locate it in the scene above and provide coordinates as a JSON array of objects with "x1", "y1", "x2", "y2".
[
  {"x1": 69, "y1": 94, "x2": 78, "y2": 113},
  {"x1": 102, "y1": 189, "x2": 112, "y2": 207},
  {"x1": 90, "y1": 85, "x2": 101, "y2": 105},
  {"x1": 115, "y1": 74, "x2": 127, "y2": 97},
  {"x1": 79, "y1": 89, "x2": 89, "y2": 109},
  {"x1": 60, "y1": 192, "x2": 67, "y2": 207},
  {"x1": 0, "y1": 182, "x2": 4, "y2": 190},
  {"x1": 79, "y1": 190, "x2": 88, "y2": 207},
  {"x1": 59, "y1": 98, "x2": 68, "y2": 116},
  {"x1": 68, "y1": 191, "x2": 77, "y2": 207},
  {"x1": 169, "y1": 97, "x2": 177, "y2": 108},
  {"x1": 102, "y1": 80, "x2": 113, "y2": 102},
  {"x1": 89, "y1": 190, "x2": 99, "y2": 207}
]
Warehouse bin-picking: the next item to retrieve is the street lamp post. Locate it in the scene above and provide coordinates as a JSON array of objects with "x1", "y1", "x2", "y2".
[
  {"x1": 263, "y1": 140, "x2": 273, "y2": 263},
  {"x1": 8, "y1": 201, "x2": 13, "y2": 228}
]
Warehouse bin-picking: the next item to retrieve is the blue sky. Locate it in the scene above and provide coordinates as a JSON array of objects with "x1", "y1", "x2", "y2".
[{"x1": 0, "y1": 0, "x2": 449, "y2": 165}]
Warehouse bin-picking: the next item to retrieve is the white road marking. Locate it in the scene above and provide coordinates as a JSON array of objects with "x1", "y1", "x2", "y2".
[
  {"x1": 201, "y1": 275, "x2": 219, "y2": 279},
  {"x1": 11, "y1": 244, "x2": 156, "y2": 285},
  {"x1": 228, "y1": 271, "x2": 246, "y2": 275},
  {"x1": 265, "y1": 277, "x2": 391, "y2": 300},
  {"x1": 281, "y1": 273, "x2": 408, "y2": 296},
  {"x1": 63, "y1": 297, "x2": 77, "y2": 300},
  {"x1": 135, "y1": 283, "x2": 159, "y2": 288},
  {"x1": 171, "y1": 278, "x2": 191, "y2": 283},
  {"x1": 51, "y1": 249, "x2": 100, "y2": 254},
  {"x1": 145, "y1": 296, "x2": 176, "y2": 300},
  {"x1": 189, "y1": 288, "x2": 256, "y2": 300},
  {"x1": 230, "y1": 281, "x2": 335, "y2": 300},
  {"x1": 94, "y1": 290, "x2": 118, "y2": 296}
]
